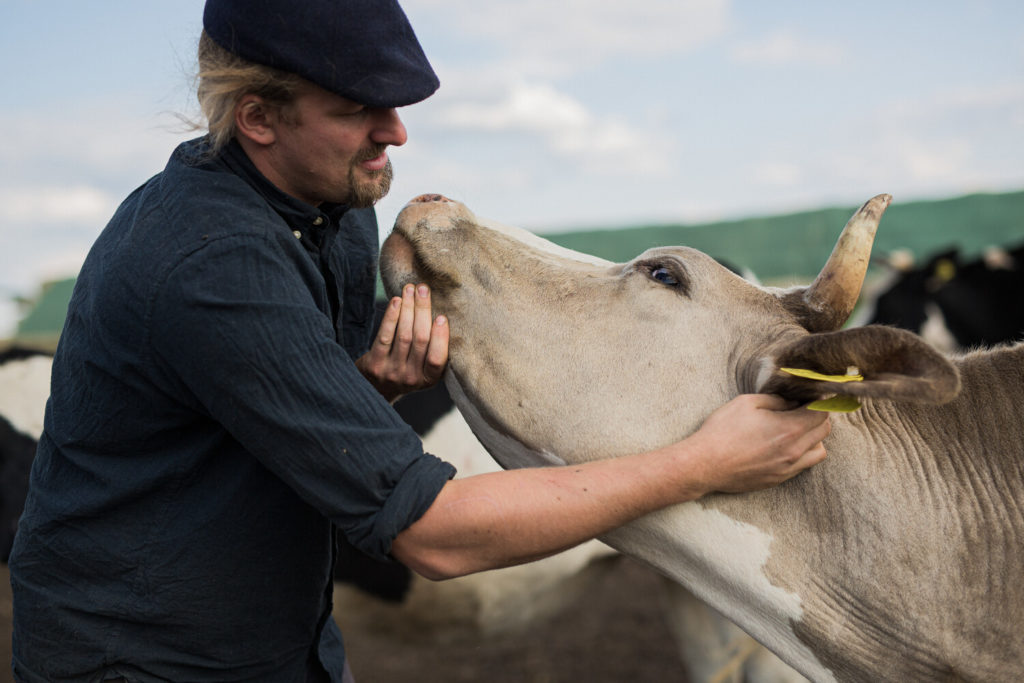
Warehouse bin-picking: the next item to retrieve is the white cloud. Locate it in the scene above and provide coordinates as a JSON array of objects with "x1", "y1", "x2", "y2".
[
  {"x1": 895, "y1": 138, "x2": 973, "y2": 182},
  {"x1": 0, "y1": 185, "x2": 117, "y2": 226},
  {"x1": 731, "y1": 29, "x2": 845, "y2": 66},
  {"x1": 442, "y1": 82, "x2": 590, "y2": 133},
  {"x1": 841, "y1": 81, "x2": 1024, "y2": 192},
  {"x1": 751, "y1": 162, "x2": 803, "y2": 187},
  {"x1": 0, "y1": 103, "x2": 196, "y2": 188},
  {"x1": 432, "y1": 81, "x2": 665, "y2": 173},
  {"x1": 406, "y1": 0, "x2": 731, "y2": 71},
  {"x1": 880, "y1": 81, "x2": 1024, "y2": 122}
]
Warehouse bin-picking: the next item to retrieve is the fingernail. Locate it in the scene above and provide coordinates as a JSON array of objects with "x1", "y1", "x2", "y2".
[
  {"x1": 418, "y1": 285, "x2": 429, "y2": 298},
  {"x1": 404, "y1": 284, "x2": 414, "y2": 296},
  {"x1": 436, "y1": 315, "x2": 447, "y2": 326}
]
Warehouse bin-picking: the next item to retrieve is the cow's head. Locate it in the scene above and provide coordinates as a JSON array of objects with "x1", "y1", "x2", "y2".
[{"x1": 380, "y1": 194, "x2": 959, "y2": 469}]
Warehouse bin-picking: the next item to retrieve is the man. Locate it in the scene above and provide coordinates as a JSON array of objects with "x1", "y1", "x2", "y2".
[{"x1": 9, "y1": 1, "x2": 831, "y2": 681}]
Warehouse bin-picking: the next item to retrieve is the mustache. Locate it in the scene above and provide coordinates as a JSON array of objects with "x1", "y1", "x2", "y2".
[{"x1": 354, "y1": 144, "x2": 388, "y2": 164}]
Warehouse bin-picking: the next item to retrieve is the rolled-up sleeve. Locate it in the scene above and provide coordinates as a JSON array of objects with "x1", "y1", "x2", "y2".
[{"x1": 148, "y1": 232, "x2": 455, "y2": 559}]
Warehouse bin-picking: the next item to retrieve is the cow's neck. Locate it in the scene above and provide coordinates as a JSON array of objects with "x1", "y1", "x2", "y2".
[
  {"x1": 602, "y1": 343, "x2": 1024, "y2": 682},
  {"x1": 840, "y1": 344, "x2": 1024, "y2": 522}
]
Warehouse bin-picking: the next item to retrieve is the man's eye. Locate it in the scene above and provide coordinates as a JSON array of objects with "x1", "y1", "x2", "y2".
[
  {"x1": 333, "y1": 106, "x2": 366, "y2": 117},
  {"x1": 651, "y1": 267, "x2": 678, "y2": 286}
]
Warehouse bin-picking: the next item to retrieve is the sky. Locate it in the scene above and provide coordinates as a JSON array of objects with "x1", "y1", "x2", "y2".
[{"x1": 2, "y1": 0, "x2": 1023, "y2": 336}]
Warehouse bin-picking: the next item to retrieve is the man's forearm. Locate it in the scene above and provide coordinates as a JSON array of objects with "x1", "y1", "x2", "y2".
[{"x1": 390, "y1": 440, "x2": 708, "y2": 580}]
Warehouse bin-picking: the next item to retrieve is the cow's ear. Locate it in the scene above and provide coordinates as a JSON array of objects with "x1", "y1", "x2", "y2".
[{"x1": 759, "y1": 325, "x2": 960, "y2": 407}]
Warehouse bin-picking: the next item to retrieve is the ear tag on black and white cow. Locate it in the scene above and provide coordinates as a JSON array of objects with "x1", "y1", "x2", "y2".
[{"x1": 779, "y1": 366, "x2": 864, "y2": 413}]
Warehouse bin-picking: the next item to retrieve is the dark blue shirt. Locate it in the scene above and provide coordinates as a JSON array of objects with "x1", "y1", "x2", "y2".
[{"x1": 9, "y1": 138, "x2": 456, "y2": 682}]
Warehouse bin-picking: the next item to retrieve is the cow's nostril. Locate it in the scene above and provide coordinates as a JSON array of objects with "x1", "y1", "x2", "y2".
[{"x1": 410, "y1": 194, "x2": 449, "y2": 204}]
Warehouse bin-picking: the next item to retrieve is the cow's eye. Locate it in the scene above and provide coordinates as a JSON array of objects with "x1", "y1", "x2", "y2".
[
  {"x1": 633, "y1": 258, "x2": 689, "y2": 295},
  {"x1": 650, "y1": 266, "x2": 679, "y2": 286}
]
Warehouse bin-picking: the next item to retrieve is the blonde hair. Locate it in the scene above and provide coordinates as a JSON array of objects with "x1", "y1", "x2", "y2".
[{"x1": 195, "y1": 31, "x2": 306, "y2": 153}]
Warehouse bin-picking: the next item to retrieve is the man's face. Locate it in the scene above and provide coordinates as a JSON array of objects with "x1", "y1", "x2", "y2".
[{"x1": 263, "y1": 85, "x2": 408, "y2": 208}]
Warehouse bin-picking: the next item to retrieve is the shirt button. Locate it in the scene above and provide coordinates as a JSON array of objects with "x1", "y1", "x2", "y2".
[
  {"x1": 293, "y1": 230, "x2": 302, "y2": 239},
  {"x1": 312, "y1": 216, "x2": 324, "y2": 226}
]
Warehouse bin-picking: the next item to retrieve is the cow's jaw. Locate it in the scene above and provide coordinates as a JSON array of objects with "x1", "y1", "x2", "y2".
[{"x1": 443, "y1": 372, "x2": 568, "y2": 469}]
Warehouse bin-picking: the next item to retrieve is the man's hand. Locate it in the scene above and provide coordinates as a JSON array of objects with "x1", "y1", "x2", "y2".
[
  {"x1": 356, "y1": 284, "x2": 449, "y2": 402},
  {"x1": 685, "y1": 394, "x2": 831, "y2": 495}
]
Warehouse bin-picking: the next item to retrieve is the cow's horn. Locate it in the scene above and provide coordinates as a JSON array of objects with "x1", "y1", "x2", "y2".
[{"x1": 788, "y1": 194, "x2": 892, "y2": 332}]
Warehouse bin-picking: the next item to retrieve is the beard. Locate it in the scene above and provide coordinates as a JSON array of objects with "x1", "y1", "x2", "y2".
[{"x1": 346, "y1": 146, "x2": 394, "y2": 209}]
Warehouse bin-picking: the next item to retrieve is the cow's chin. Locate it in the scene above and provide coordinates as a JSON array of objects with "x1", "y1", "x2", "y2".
[
  {"x1": 380, "y1": 231, "x2": 419, "y2": 299},
  {"x1": 443, "y1": 371, "x2": 567, "y2": 471}
]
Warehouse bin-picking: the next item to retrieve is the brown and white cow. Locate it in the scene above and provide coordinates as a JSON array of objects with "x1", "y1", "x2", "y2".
[{"x1": 380, "y1": 193, "x2": 1024, "y2": 682}]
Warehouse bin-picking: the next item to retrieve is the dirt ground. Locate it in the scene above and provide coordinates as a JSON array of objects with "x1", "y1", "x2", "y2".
[{"x1": 0, "y1": 559, "x2": 690, "y2": 683}]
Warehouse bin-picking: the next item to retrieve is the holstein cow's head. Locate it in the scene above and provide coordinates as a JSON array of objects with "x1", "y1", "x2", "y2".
[{"x1": 380, "y1": 194, "x2": 960, "y2": 470}]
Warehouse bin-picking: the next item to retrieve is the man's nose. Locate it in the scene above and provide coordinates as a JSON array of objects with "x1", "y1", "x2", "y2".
[{"x1": 370, "y1": 108, "x2": 408, "y2": 147}]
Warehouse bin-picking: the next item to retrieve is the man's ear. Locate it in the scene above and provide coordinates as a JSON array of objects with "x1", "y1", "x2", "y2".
[
  {"x1": 759, "y1": 325, "x2": 961, "y2": 406},
  {"x1": 235, "y1": 95, "x2": 276, "y2": 146}
]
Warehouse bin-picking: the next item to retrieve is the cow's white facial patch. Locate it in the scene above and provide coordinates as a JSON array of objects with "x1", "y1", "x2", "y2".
[{"x1": 0, "y1": 355, "x2": 52, "y2": 439}]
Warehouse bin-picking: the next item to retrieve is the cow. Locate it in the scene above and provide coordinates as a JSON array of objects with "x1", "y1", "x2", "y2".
[
  {"x1": 855, "y1": 242, "x2": 1024, "y2": 351},
  {"x1": 0, "y1": 347, "x2": 52, "y2": 561},
  {"x1": 379, "y1": 192, "x2": 1024, "y2": 682}
]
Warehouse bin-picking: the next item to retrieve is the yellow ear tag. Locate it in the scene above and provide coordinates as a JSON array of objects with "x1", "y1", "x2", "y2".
[
  {"x1": 779, "y1": 367, "x2": 864, "y2": 383},
  {"x1": 934, "y1": 258, "x2": 957, "y2": 283},
  {"x1": 779, "y1": 366, "x2": 864, "y2": 412}
]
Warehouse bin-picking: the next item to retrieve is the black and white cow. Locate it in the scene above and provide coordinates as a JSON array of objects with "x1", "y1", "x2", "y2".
[
  {"x1": 0, "y1": 347, "x2": 52, "y2": 561},
  {"x1": 857, "y1": 242, "x2": 1024, "y2": 351}
]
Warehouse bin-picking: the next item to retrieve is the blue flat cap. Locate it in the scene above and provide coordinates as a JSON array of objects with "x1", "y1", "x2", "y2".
[{"x1": 203, "y1": 0, "x2": 440, "y2": 108}]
